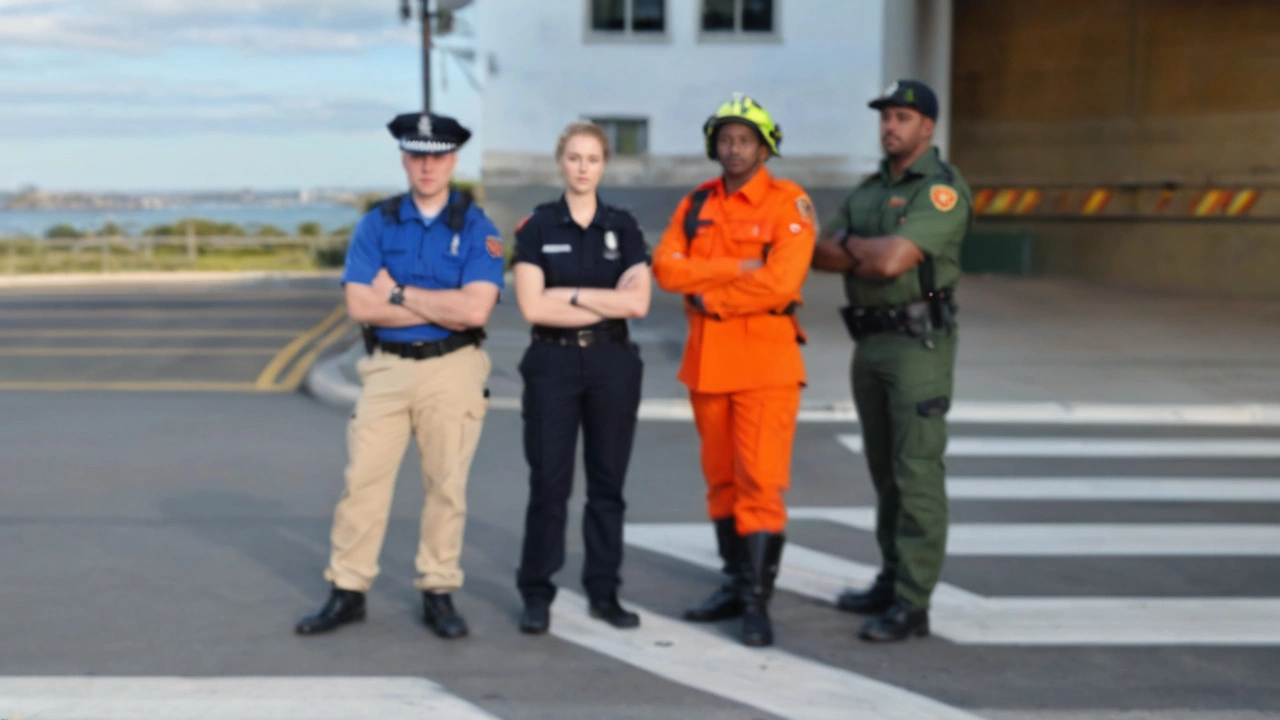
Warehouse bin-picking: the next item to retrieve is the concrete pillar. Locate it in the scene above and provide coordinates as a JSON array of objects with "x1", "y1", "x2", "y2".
[{"x1": 881, "y1": 0, "x2": 953, "y2": 159}]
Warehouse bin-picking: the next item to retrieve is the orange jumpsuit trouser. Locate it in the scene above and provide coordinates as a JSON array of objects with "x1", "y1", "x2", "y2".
[{"x1": 691, "y1": 385, "x2": 801, "y2": 535}]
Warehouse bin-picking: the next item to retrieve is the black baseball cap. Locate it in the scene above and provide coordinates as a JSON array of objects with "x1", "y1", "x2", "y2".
[{"x1": 868, "y1": 80, "x2": 938, "y2": 121}]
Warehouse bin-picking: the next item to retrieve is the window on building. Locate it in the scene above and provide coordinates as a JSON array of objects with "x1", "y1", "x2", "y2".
[
  {"x1": 701, "y1": 0, "x2": 774, "y2": 33},
  {"x1": 589, "y1": 118, "x2": 649, "y2": 156},
  {"x1": 591, "y1": 0, "x2": 665, "y2": 34}
]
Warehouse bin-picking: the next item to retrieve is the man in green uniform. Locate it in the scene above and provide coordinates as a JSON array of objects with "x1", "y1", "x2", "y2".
[{"x1": 811, "y1": 79, "x2": 971, "y2": 643}]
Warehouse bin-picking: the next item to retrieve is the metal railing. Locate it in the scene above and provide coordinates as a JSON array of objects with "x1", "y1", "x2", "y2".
[{"x1": 0, "y1": 233, "x2": 350, "y2": 274}]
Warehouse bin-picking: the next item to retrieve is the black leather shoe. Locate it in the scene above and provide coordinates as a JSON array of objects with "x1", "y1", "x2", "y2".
[
  {"x1": 520, "y1": 602, "x2": 550, "y2": 635},
  {"x1": 589, "y1": 597, "x2": 640, "y2": 629},
  {"x1": 858, "y1": 600, "x2": 929, "y2": 643},
  {"x1": 295, "y1": 587, "x2": 366, "y2": 635},
  {"x1": 422, "y1": 592, "x2": 469, "y2": 639},
  {"x1": 835, "y1": 572, "x2": 895, "y2": 615},
  {"x1": 684, "y1": 518, "x2": 745, "y2": 622}
]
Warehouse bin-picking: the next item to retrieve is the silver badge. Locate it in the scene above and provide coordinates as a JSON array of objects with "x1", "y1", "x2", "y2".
[
  {"x1": 418, "y1": 113, "x2": 433, "y2": 138},
  {"x1": 603, "y1": 230, "x2": 620, "y2": 261},
  {"x1": 449, "y1": 233, "x2": 460, "y2": 256}
]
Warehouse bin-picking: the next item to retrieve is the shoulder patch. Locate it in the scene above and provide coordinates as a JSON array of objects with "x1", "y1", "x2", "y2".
[
  {"x1": 515, "y1": 214, "x2": 532, "y2": 232},
  {"x1": 486, "y1": 235, "x2": 505, "y2": 259},
  {"x1": 795, "y1": 196, "x2": 815, "y2": 223},
  {"x1": 929, "y1": 185, "x2": 959, "y2": 212}
]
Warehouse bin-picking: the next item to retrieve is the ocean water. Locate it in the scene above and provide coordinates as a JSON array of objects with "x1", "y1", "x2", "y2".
[{"x1": 0, "y1": 203, "x2": 364, "y2": 238}]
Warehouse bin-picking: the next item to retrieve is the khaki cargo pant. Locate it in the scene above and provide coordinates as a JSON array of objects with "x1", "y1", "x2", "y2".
[{"x1": 324, "y1": 344, "x2": 491, "y2": 593}]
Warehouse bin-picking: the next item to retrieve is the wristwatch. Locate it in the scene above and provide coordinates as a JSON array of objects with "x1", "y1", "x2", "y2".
[{"x1": 389, "y1": 284, "x2": 406, "y2": 306}]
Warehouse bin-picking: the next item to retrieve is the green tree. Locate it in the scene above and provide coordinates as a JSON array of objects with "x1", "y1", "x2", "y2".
[
  {"x1": 45, "y1": 224, "x2": 83, "y2": 239},
  {"x1": 98, "y1": 221, "x2": 128, "y2": 237},
  {"x1": 254, "y1": 224, "x2": 287, "y2": 237},
  {"x1": 297, "y1": 221, "x2": 322, "y2": 237}
]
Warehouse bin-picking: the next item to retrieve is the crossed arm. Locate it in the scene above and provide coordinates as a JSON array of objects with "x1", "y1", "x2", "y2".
[
  {"x1": 513, "y1": 261, "x2": 651, "y2": 327},
  {"x1": 345, "y1": 268, "x2": 499, "y2": 331},
  {"x1": 811, "y1": 231, "x2": 924, "y2": 280}
]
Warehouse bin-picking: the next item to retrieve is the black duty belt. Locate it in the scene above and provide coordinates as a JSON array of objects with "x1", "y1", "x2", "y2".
[
  {"x1": 531, "y1": 320, "x2": 629, "y2": 348},
  {"x1": 841, "y1": 289, "x2": 956, "y2": 340},
  {"x1": 377, "y1": 329, "x2": 485, "y2": 360}
]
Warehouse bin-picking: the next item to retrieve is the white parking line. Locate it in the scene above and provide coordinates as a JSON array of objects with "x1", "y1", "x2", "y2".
[
  {"x1": 550, "y1": 590, "x2": 987, "y2": 720},
  {"x1": 0, "y1": 676, "x2": 501, "y2": 719}
]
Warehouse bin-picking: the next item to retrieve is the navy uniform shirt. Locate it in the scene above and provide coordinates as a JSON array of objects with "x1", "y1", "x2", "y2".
[
  {"x1": 342, "y1": 191, "x2": 506, "y2": 343},
  {"x1": 513, "y1": 196, "x2": 648, "y2": 299}
]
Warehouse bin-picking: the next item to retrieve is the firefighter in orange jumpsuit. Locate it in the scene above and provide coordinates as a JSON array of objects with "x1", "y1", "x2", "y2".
[{"x1": 652, "y1": 94, "x2": 815, "y2": 647}]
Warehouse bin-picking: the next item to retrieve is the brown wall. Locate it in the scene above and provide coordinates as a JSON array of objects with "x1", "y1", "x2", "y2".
[{"x1": 951, "y1": 0, "x2": 1280, "y2": 296}]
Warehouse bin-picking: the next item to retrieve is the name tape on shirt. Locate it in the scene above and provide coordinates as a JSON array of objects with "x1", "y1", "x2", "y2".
[
  {"x1": 930, "y1": 185, "x2": 959, "y2": 212},
  {"x1": 542, "y1": 244, "x2": 572, "y2": 254}
]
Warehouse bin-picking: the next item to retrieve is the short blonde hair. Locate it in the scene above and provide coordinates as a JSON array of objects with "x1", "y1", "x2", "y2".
[{"x1": 555, "y1": 121, "x2": 611, "y2": 162}]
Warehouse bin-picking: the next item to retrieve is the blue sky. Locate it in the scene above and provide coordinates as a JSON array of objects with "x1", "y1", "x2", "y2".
[{"x1": 0, "y1": 0, "x2": 481, "y2": 192}]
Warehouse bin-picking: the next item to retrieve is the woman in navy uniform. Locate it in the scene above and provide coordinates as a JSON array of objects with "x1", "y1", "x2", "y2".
[{"x1": 511, "y1": 121, "x2": 652, "y2": 633}]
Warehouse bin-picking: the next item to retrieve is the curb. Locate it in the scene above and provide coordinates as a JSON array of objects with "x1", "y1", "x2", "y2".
[
  {"x1": 0, "y1": 270, "x2": 342, "y2": 288},
  {"x1": 304, "y1": 345, "x2": 1280, "y2": 426}
]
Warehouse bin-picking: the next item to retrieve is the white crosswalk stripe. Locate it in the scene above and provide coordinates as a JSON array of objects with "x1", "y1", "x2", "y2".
[
  {"x1": 629, "y1": 429, "x2": 1280, "y2": 648},
  {"x1": 0, "y1": 677, "x2": 503, "y2": 720}
]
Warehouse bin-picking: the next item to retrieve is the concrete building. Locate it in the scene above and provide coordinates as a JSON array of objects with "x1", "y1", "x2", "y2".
[{"x1": 456, "y1": 0, "x2": 1280, "y2": 297}]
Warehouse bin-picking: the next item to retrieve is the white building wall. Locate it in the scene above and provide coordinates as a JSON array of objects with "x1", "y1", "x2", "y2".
[{"x1": 474, "y1": 0, "x2": 888, "y2": 187}]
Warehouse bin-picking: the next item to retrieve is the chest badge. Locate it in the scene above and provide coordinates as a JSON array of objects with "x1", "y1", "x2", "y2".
[
  {"x1": 603, "y1": 230, "x2": 620, "y2": 261},
  {"x1": 449, "y1": 233, "x2": 461, "y2": 256}
]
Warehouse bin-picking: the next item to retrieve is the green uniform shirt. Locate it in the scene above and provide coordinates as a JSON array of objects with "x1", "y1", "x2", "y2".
[{"x1": 821, "y1": 147, "x2": 972, "y2": 308}]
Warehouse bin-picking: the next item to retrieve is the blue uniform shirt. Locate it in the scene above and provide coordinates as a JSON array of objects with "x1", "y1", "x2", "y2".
[
  {"x1": 342, "y1": 191, "x2": 506, "y2": 343},
  {"x1": 513, "y1": 196, "x2": 648, "y2": 292}
]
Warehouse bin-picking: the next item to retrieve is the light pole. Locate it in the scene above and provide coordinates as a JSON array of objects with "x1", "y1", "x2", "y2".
[{"x1": 399, "y1": 0, "x2": 470, "y2": 112}]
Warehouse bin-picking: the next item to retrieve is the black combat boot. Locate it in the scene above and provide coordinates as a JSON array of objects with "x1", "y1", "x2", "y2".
[
  {"x1": 295, "y1": 586, "x2": 366, "y2": 635},
  {"x1": 740, "y1": 532, "x2": 784, "y2": 647},
  {"x1": 683, "y1": 518, "x2": 746, "y2": 622},
  {"x1": 835, "y1": 571, "x2": 895, "y2": 615},
  {"x1": 859, "y1": 600, "x2": 930, "y2": 643},
  {"x1": 422, "y1": 592, "x2": 469, "y2": 639}
]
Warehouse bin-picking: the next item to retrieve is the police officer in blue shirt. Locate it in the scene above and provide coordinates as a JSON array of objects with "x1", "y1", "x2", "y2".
[
  {"x1": 296, "y1": 111, "x2": 505, "y2": 640},
  {"x1": 510, "y1": 122, "x2": 652, "y2": 634}
]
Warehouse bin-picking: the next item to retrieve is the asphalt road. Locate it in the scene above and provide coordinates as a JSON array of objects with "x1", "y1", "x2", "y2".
[{"x1": 0, "y1": 277, "x2": 1278, "y2": 719}]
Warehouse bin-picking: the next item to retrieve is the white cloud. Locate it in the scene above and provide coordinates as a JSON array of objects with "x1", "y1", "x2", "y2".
[{"x1": 0, "y1": 0, "x2": 420, "y2": 54}]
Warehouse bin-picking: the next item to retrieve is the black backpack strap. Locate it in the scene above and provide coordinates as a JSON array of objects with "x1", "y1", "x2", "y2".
[
  {"x1": 445, "y1": 190, "x2": 473, "y2": 233},
  {"x1": 683, "y1": 188, "x2": 713, "y2": 243},
  {"x1": 379, "y1": 193, "x2": 406, "y2": 224}
]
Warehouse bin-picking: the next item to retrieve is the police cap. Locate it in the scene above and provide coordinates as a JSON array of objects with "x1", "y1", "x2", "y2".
[{"x1": 387, "y1": 112, "x2": 472, "y2": 155}]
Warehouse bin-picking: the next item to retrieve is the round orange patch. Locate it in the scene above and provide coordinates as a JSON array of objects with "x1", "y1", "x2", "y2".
[{"x1": 930, "y1": 185, "x2": 958, "y2": 212}]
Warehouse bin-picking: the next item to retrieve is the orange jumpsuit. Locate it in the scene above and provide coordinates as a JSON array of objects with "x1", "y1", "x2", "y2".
[{"x1": 652, "y1": 167, "x2": 816, "y2": 534}]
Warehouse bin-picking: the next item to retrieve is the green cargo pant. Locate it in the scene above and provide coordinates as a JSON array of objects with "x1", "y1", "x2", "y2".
[{"x1": 850, "y1": 328, "x2": 956, "y2": 610}]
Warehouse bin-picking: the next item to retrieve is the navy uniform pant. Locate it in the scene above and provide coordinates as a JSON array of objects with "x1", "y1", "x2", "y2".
[{"x1": 516, "y1": 339, "x2": 643, "y2": 605}]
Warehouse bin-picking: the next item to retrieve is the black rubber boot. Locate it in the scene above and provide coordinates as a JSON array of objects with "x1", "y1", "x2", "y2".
[
  {"x1": 740, "y1": 532, "x2": 784, "y2": 647},
  {"x1": 683, "y1": 518, "x2": 746, "y2": 622}
]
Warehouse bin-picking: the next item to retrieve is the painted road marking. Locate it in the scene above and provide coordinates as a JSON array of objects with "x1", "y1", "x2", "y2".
[
  {"x1": 946, "y1": 477, "x2": 1280, "y2": 502},
  {"x1": 0, "y1": 381, "x2": 260, "y2": 392},
  {"x1": 838, "y1": 434, "x2": 1280, "y2": 458},
  {"x1": 626, "y1": 523, "x2": 1280, "y2": 646},
  {"x1": 0, "y1": 347, "x2": 277, "y2": 357},
  {"x1": 788, "y1": 506, "x2": 1280, "y2": 556},
  {"x1": 0, "y1": 329, "x2": 301, "y2": 338},
  {"x1": 551, "y1": 590, "x2": 986, "y2": 719},
  {"x1": 0, "y1": 676, "x2": 501, "y2": 719},
  {"x1": 253, "y1": 303, "x2": 347, "y2": 390}
]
